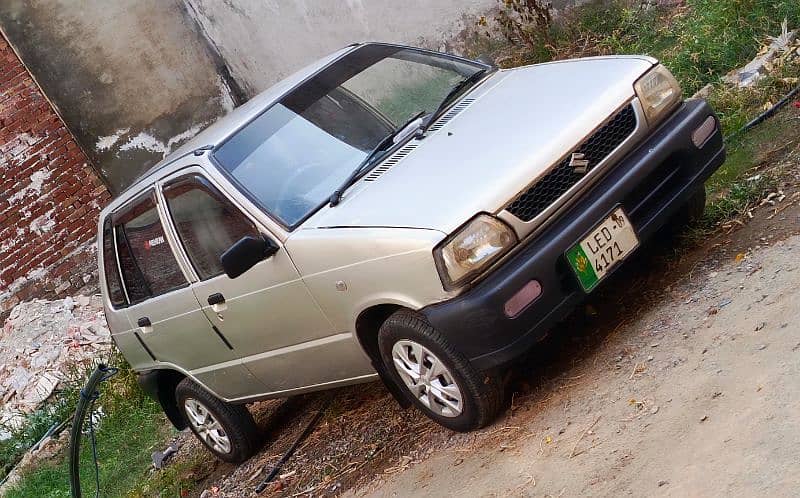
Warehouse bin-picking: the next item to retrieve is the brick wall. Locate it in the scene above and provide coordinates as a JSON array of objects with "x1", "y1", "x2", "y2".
[{"x1": 0, "y1": 32, "x2": 111, "y2": 316}]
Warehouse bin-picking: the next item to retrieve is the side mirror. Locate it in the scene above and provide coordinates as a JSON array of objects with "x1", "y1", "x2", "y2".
[{"x1": 220, "y1": 235, "x2": 279, "y2": 279}]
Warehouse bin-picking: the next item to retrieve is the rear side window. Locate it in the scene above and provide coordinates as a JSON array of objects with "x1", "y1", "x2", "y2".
[
  {"x1": 113, "y1": 190, "x2": 187, "y2": 302},
  {"x1": 101, "y1": 218, "x2": 126, "y2": 307},
  {"x1": 163, "y1": 174, "x2": 260, "y2": 280}
]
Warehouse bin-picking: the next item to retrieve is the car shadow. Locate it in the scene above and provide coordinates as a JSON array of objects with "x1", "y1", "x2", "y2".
[{"x1": 507, "y1": 228, "x2": 695, "y2": 397}]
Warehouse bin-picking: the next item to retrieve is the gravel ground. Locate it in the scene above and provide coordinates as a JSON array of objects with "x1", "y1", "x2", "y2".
[
  {"x1": 346, "y1": 179, "x2": 800, "y2": 497},
  {"x1": 352, "y1": 231, "x2": 800, "y2": 497}
]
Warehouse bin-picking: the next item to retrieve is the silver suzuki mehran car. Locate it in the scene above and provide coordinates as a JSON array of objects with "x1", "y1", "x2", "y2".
[{"x1": 98, "y1": 42, "x2": 724, "y2": 462}]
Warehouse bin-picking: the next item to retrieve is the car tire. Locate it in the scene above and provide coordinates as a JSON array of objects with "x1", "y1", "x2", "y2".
[
  {"x1": 378, "y1": 309, "x2": 503, "y2": 432},
  {"x1": 671, "y1": 186, "x2": 706, "y2": 233},
  {"x1": 175, "y1": 378, "x2": 260, "y2": 463}
]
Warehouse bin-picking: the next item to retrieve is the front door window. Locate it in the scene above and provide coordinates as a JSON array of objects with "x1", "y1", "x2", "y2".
[{"x1": 162, "y1": 174, "x2": 260, "y2": 280}]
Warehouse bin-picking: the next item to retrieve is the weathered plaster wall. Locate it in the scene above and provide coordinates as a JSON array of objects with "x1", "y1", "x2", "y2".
[
  {"x1": 0, "y1": 33, "x2": 111, "y2": 317},
  {"x1": 0, "y1": 0, "x2": 238, "y2": 192},
  {"x1": 183, "y1": 0, "x2": 497, "y2": 97}
]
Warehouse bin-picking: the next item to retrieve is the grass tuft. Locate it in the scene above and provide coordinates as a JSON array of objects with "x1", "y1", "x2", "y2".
[
  {"x1": 702, "y1": 174, "x2": 778, "y2": 229},
  {"x1": 3, "y1": 354, "x2": 174, "y2": 498},
  {"x1": 483, "y1": 0, "x2": 800, "y2": 95}
]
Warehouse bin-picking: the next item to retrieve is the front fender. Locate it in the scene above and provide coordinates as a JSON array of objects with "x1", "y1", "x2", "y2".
[{"x1": 287, "y1": 227, "x2": 453, "y2": 335}]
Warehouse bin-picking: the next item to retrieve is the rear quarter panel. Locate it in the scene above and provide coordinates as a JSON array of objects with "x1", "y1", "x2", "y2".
[{"x1": 97, "y1": 218, "x2": 155, "y2": 369}]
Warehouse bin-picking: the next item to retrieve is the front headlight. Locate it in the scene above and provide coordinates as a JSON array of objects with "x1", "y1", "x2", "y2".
[
  {"x1": 434, "y1": 214, "x2": 517, "y2": 289},
  {"x1": 634, "y1": 64, "x2": 682, "y2": 125}
]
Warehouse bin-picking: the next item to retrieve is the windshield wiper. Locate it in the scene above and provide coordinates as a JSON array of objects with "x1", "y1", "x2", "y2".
[
  {"x1": 329, "y1": 111, "x2": 426, "y2": 207},
  {"x1": 421, "y1": 69, "x2": 488, "y2": 133}
]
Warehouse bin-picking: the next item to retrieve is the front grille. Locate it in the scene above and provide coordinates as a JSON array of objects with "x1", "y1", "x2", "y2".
[{"x1": 506, "y1": 104, "x2": 637, "y2": 222}]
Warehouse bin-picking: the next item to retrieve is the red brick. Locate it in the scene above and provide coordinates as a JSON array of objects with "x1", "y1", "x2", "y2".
[{"x1": 0, "y1": 32, "x2": 109, "y2": 313}]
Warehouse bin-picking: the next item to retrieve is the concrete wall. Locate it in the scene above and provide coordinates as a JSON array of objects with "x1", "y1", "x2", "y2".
[
  {"x1": 0, "y1": 0, "x2": 238, "y2": 192},
  {"x1": 184, "y1": 0, "x2": 496, "y2": 96}
]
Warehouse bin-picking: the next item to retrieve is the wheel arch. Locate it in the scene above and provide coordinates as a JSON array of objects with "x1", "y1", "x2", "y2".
[
  {"x1": 354, "y1": 303, "x2": 413, "y2": 408},
  {"x1": 355, "y1": 304, "x2": 405, "y2": 361},
  {"x1": 137, "y1": 368, "x2": 189, "y2": 430}
]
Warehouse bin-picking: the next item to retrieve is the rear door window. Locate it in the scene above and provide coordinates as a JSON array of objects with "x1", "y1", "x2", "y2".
[
  {"x1": 113, "y1": 190, "x2": 187, "y2": 302},
  {"x1": 162, "y1": 174, "x2": 260, "y2": 280}
]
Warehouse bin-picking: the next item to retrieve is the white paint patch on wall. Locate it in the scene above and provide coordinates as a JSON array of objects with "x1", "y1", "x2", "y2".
[
  {"x1": 29, "y1": 208, "x2": 56, "y2": 236},
  {"x1": 95, "y1": 128, "x2": 131, "y2": 152},
  {"x1": 119, "y1": 132, "x2": 170, "y2": 156},
  {"x1": 117, "y1": 123, "x2": 206, "y2": 158},
  {"x1": 0, "y1": 266, "x2": 48, "y2": 303},
  {"x1": 0, "y1": 241, "x2": 95, "y2": 310},
  {"x1": 1, "y1": 133, "x2": 36, "y2": 163},
  {"x1": 8, "y1": 169, "x2": 52, "y2": 205},
  {"x1": 168, "y1": 124, "x2": 206, "y2": 149},
  {"x1": 0, "y1": 239, "x2": 16, "y2": 253}
]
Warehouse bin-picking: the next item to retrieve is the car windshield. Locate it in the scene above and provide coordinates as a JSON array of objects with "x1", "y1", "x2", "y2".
[{"x1": 213, "y1": 44, "x2": 485, "y2": 228}]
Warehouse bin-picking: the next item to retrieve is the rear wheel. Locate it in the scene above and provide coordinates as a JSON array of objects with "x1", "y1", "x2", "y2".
[
  {"x1": 175, "y1": 378, "x2": 260, "y2": 463},
  {"x1": 378, "y1": 310, "x2": 503, "y2": 432}
]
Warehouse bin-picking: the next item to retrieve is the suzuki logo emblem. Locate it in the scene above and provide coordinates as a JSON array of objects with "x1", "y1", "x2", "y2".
[{"x1": 569, "y1": 153, "x2": 590, "y2": 174}]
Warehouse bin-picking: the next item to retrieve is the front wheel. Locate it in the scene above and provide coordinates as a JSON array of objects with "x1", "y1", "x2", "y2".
[
  {"x1": 175, "y1": 378, "x2": 260, "y2": 463},
  {"x1": 670, "y1": 186, "x2": 707, "y2": 233},
  {"x1": 378, "y1": 310, "x2": 503, "y2": 432}
]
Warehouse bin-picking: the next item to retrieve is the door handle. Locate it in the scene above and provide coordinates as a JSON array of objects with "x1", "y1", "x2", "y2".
[
  {"x1": 137, "y1": 317, "x2": 153, "y2": 334},
  {"x1": 208, "y1": 293, "x2": 227, "y2": 313}
]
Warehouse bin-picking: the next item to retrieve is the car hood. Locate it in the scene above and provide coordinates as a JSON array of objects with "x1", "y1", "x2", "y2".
[{"x1": 302, "y1": 56, "x2": 655, "y2": 235}]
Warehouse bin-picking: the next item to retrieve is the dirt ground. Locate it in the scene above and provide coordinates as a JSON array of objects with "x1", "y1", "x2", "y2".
[
  {"x1": 352, "y1": 230, "x2": 800, "y2": 497},
  {"x1": 177, "y1": 124, "x2": 800, "y2": 498}
]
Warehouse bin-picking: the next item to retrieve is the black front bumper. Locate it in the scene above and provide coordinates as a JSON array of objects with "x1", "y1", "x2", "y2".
[{"x1": 422, "y1": 99, "x2": 726, "y2": 370}]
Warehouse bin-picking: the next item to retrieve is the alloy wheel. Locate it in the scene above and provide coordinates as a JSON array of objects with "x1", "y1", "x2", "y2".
[
  {"x1": 391, "y1": 339, "x2": 464, "y2": 417},
  {"x1": 184, "y1": 398, "x2": 232, "y2": 454}
]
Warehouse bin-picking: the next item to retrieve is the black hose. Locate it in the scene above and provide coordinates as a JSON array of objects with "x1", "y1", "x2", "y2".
[
  {"x1": 254, "y1": 395, "x2": 333, "y2": 494},
  {"x1": 726, "y1": 83, "x2": 800, "y2": 141},
  {"x1": 69, "y1": 364, "x2": 117, "y2": 498}
]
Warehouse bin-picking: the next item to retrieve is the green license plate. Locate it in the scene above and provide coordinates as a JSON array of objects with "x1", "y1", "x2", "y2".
[{"x1": 566, "y1": 207, "x2": 639, "y2": 292}]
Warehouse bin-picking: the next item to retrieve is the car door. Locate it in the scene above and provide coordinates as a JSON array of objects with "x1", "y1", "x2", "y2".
[
  {"x1": 159, "y1": 169, "x2": 358, "y2": 395},
  {"x1": 112, "y1": 189, "x2": 238, "y2": 375}
]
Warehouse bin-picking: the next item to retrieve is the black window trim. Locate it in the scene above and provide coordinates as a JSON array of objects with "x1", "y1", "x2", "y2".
[
  {"x1": 102, "y1": 217, "x2": 129, "y2": 310},
  {"x1": 111, "y1": 224, "x2": 131, "y2": 306}
]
